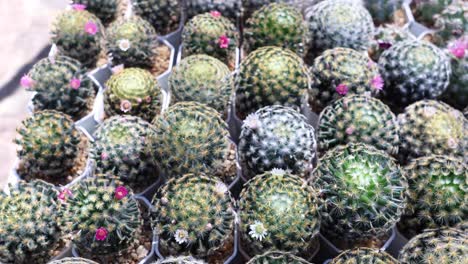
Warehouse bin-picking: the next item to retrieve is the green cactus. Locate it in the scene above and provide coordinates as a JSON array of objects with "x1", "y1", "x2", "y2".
[
  {"x1": 397, "y1": 100, "x2": 467, "y2": 161},
  {"x1": 363, "y1": 0, "x2": 404, "y2": 25},
  {"x1": 132, "y1": 0, "x2": 182, "y2": 35},
  {"x1": 440, "y1": 38, "x2": 468, "y2": 110},
  {"x1": 152, "y1": 256, "x2": 207, "y2": 264},
  {"x1": 399, "y1": 227, "x2": 468, "y2": 264},
  {"x1": 182, "y1": 12, "x2": 239, "y2": 67},
  {"x1": 60, "y1": 177, "x2": 142, "y2": 255},
  {"x1": 244, "y1": 3, "x2": 309, "y2": 57},
  {"x1": 398, "y1": 155, "x2": 467, "y2": 237},
  {"x1": 49, "y1": 257, "x2": 99, "y2": 264},
  {"x1": 308, "y1": 47, "x2": 382, "y2": 113},
  {"x1": 239, "y1": 170, "x2": 320, "y2": 257},
  {"x1": 71, "y1": 0, "x2": 118, "y2": 25},
  {"x1": 15, "y1": 110, "x2": 82, "y2": 182},
  {"x1": 185, "y1": 0, "x2": 241, "y2": 22},
  {"x1": 51, "y1": 8, "x2": 104, "y2": 68},
  {"x1": 151, "y1": 174, "x2": 236, "y2": 260},
  {"x1": 433, "y1": 2, "x2": 467, "y2": 45},
  {"x1": 247, "y1": 251, "x2": 312, "y2": 264},
  {"x1": 310, "y1": 143, "x2": 406, "y2": 248},
  {"x1": 24, "y1": 56, "x2": 95, "y2": 120},
  {"x1": 106, "y1": 16, "x2": 158, "y2": 69},
  {"x1": 104, "y1": 68, "x2": 163, "y2": 122},
  {"x1": 318, "y1": 95, "x2": 399, "y2": 155},
  {"x1": 169, "y1": 54, "x2": 233, "y2": 113},
  {"x1": 90, "y1": 115, "x2": 158, "y2": 191},
  {"x1": 411, "y1": 0, "x2": 454, "y2": 27},
  {"x1": 304, "y1": 0, "x2": 375, "y2": 60},
  {"x1": 0, "y1": 180, "x2": 60, "y2": 264},
  {"x1": 241, "y1": 0, "x2": 306, "y2": 21},
  {"x1": 330, "y1": 248, "x2": 399, "y2": 264},
  {"x1": 238, "y1": 105, "x2": 317, "y2": 179},
  {"x1": 235, "y1": 46, "x2": 310, "y2": 119},
  {"x1": 369, "y1": 24, "x2": 413, "y2": 62}
]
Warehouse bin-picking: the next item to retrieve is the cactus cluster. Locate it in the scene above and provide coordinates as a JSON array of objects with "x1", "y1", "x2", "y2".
[
  {"x1": 247, "y1": 251, "x2": 311, "y2": 264},
  {"x1": 132, "y1": 0, "x2": 182, "y2": 35},
  {"x1": 71, "y1": 0, "x2": 118, "y2": 25},
  {"x1": 368, "y1": 24, "x2": 413, "y2": 62},
  {"x1": 411, "y1": 0, "x2": 455, "y2": 27},
  {"x1": 330, "y1": 248, "x2": 399, "y2": 264},
  {"x1": 433, "y1": 2, "x2": 467, "y2": 45},
  {"x1": 185, "y1": 0, "x2": 241, "y2": 22}
]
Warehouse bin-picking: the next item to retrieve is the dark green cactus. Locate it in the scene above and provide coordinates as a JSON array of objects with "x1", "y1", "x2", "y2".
[
  {"x1": 71, "y1": 0, "x2": 118, "y2": 25},
  {"x1": 132, "y1": 0, "x2": 182, "y2": 35},
  {"x1": 185, "y1": 0, "x2": 241, "y2": 22}
]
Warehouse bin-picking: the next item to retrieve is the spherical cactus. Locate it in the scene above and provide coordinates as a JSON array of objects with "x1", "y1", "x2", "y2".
[
  {"x1": 150, "y1": 102, "x2": 233, "y2": 180},
  {"x1": 244, "y1": 3, "x2": 309, "y2": 57},
  {"x1": 441, "y1": 38, "x2": 468, "y2": 110},
  {"x1": 152, "y1": 256, "x2": 207, "y2": 264},
  {"x1": 308, "y1": 47, "x2": 383, "y2": 113},
  {"x1": 106, "y1": 16, "x2": 158, "y2": 69},
  {"x1": 304, "y1": 0, "x2": 374, "y2": 60},
  {"x1": 15, "y1": 110, "x2": 83, "y2": 183},
  {"x1": 60, "y1": 177, "x2": 142, "y2": 255},
  {"x1": 22, "y1": 55, "x2": 95, "y2": 120},
  {"x1": 241, "y1": 0, "x2": 306, "y2": 21},
  {"x1": 399, "y1": 227, "x2": 468, "y2": 264},
  {"x1": 310, "y1": 143, "x2": 406, "y2": 248},
  {"x1": 368, "y1": 24, "x2": 413, "y2": 62},
  {"x1": 330, "y1": 248, "x2": 399, "y2": 264},
  {"x1": 238, "y1": 105, "x2": 317, "y2": 179},
  {"x1": 247, "y1": 251, "x2": 312, "y2": 264},
  {"x1": 0, "y1": 181, "x2": 60, "y2": 264},
  {"x1": 433, "y1": 2, "x2": 467, "y2": 45},
  {"x1": 49, "y1": 257, "x2": 99, "y2": 264},
  {"x1": 71, "y1": 0, "x2": 118, "y2": 25},
  {"x1": 397, "y1": 100, "x2": 467, "y2": 161},
  {"x1": 363, "y1": 0, "x2": 404, "y2": 25},
  {"x1": 104, "y1": 68, "x2": 163, "y2": 122},
  {"x1": 411, "y1": 0, "x2": 455, "y2": 27},
  {"x1": 169, "y1": 54, "x2": 233, "y2": 113},
  {"x1": 182, "y1": 12, "x2": 239, "y2": 67},
  {"x1": 239, "y1": 170, "x2": 321, "y2": 258},
  {"x1": 132, "y1": 0, "x2": 182, "y2": 35},
  {"x1": 151, "y1": 174, "x2": 236, "y2": 261},
  {"x1": 318, "y1": 95, "x2": 399, "y2": 155},
  {"x1": 378, "y1": 40, "x2": 451, "y2": 109},
  {"x1": 235, "y1": 46, "x2": 310, "y2": 119},
  {"x1": 90, "y1": 115, "x2": 158, "y2": 191},
  {"x1": 51, "y1": 8, "x2": 104, "y2": 68},
  {"x1": 398, "y1": 155, "x2": 467, "y2": 237},
  {"x1": 185, "y1": 0, "x2": 241, "y2": 22}
]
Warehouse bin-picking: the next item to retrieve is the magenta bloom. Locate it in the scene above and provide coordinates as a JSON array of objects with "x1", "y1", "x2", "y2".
[
  {"x1": 335, "y1": 83, "x2": 349, "y2": 95},
  {"x1": 120, "y1": 99, "x2": 132, "y2": 113},
  {"x1": 345, "y1": 126, "x2": 355, "y2": 135},
  {"x1": 85, "y1": 21, "x2": 99, "y2": 35},
  {"x1": 58, "y1": 188, "x2": 73, "y2": 201},
  {"x1": 378, "y1": 41, "x2": 392, "y2": 50},
  {"x1": 370, "y1": 75, "x2": 384, "y2": 91},
  {"x1": 95, "y1": 227, "x2": 108, "y2": 241},
  {"x1": 72, "y1": 4, "x2": 87, "y2": 11},
  {"x1": 210, "y1": 11, "x2": 221, "y2": 18},
  {"x1": 70, "y1": 78, "x2": 81, "y2": 89},
  {"x1": 115, "y1": 186, "x2": 129, "y2": 200},
  {"x1": 20, "y1": 75, "x2": 34, "y2": 88},
  {"x1": 449, "y1": 40, "x2": 466, "y2": 59},
  {"x1": 101, "y1": 152, "x2": 109, "y2": 160},
  {"x1": 218, "y1": 35, "x2": 230, "y2": 49}
]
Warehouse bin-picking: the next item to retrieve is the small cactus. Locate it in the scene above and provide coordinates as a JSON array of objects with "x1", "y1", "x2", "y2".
[
  {"x1": 247, "y1": 251, "x2": 312, "y2": 264},
  {"x1": 330, "y1": 248, "x2": 399, "y2": 264},
  {"x1": 185, "y1": 0, "x2": 241, "y2": 22},
  {"x1": 71, "y1": 0, "x2": 118, "y2": 25},
  {"x1": 363, "y1": 0, "x2": 404, "y2": 25},
  {"x1": 440, "y1": 38, "x2": 468, "y2": 110},
  {"x1": 132, "y1": 0, "x2": 182, "y2": 35},
  {"x1": 368, "y1": 24, "x2": 413, "y2": 62}
]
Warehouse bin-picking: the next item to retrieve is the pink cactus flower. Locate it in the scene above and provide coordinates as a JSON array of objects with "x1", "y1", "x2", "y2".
[
  {"x1": 115, "y1": 186, "x2": 129, "y2": 200},
  {"x1": 58, "y1": 188, "x2": 73, "y2": 201},
  {"x1": 70, "y1": 78, "x2": 81, "y2": 89},
  {"x1": 370, "y1": 75, "x2": 384, "y2": 91},
  {"x1": 72, "y1": 4, "x2": 87, "y2": 11},
  {"x1": 101, "y1": 152, "x2": 109, "y2": 160},
  {"x1": 218, "y1": 35, "x2": 230, "y2": 49},
  {"x1": 449, "y1": 39, "x2": 466, "y2": 59},
  {"x1": 345, "y1": 126, "x2": 355, "y2": 135},
  {"x1": 120, "y1": 100, "x2": 132, "y2": 113},
  {"x1": 20, "y1": 75, "x2": 34, "y2": 88},
  {"x1": 136, "y1": 97, "x2": 142, "y2": 103},
  {"x1": 335, "y1": 83, "x2": 349, "y2": 95},
  {"x1": 145, "y1": 96, "x2": 152, "y2": 103},
  {"x1": 85, "y1": 21, "x2": 99, "y2": 35},
  {"x1": 95, "y1": 227, "x2": 108, "y2": 241},
  {"x1": 210, "y1": 11, "x2": 221, "y2": 18}
]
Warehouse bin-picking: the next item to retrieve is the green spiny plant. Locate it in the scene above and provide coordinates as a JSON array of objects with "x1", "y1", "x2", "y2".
[
  {"x1": 51, "y1": 7, "x2": 104, "y2": 68},
  {"x1": 368, "y1": 24, "x2": 413, "y2": 62},
  {"x1": 440, "y1": 38, "x2": 468, "y2": 110},
  {"x1": 151, "y1": 174, "x2": 236, "y2": 260},
  {"x1": 318, "y1": 95, "x2": 399, "y2": 155},
  {"x1": 152, "y1": 256, "x2": 207, "y2": 264},
  {"x1": 399, "y1": 227, "x2": 467, "y2": 264},
  {"x1": 235, "y1": 46, "x2": 310, "y2": 119},
  {"x1": 106, "y1": 16, "x2": 158, "y2": 69},
  {"x1": 330, "y1": 248, "x2": 399, "y2": 264},
  {"x1": 398, "y1": 155, "x2": 467, "y2": 237},
  {"x1": 169, "y1": 54, "x2": 233, "y2": 113},
  {"x1": 22, "y1": 55, "x2": 95, "y2": 120},
  {"x1": 15, "y1": 110, "x2": 82, "y2": 182},
  {"x1": 239, "y1": 170, "x2": 321, "y2": 257},
  {"x1": 185, "y1": 0, "x2": 242, "y2": 22},
  {"x1": 411, "y1": 0, "x2": 454, "y2": 27},
  {"x1": 132, "y1": 0, "x2": 182, "y2": 35},
  {"x1": 49, "y1": 257, "x2": 99, "y2": 264},
  {"x1": 397, "y1": 100, "x2": 467, "y2": 161},
  {"x1": 363, "y1": 0, "x2": 404, "y2": 25},
  {"x1": 0, "y1": 180, "x2": 60, "y2": 264},
  {"x1": 104, "y1": 67, "x2": 163, "y2": 122},
  {"x1": 310, "y1": 143, "x2": 406, "y2": 248},
  {"x1": 241, "y1": 0, "x2": 306, "y2": 21},
  {"x1": 244, "y1": 3, "x2": 309, "y2": 57},
  {"x1": 182, "y1": 12, "x2": 239, "y2": 67},
  {"x1": 60, "y1": 177, "x2": 142, "y2": 255},
  {"x1": 308, "y1": 47, "x2": 383, "y2": 113},
  {"x1": 433, "y1": 2, "x2": 467, "y2": 46},
  {"x1": 247, "y1": 251, "x2": 312, "y2": 264},
  {"x1": 71, "y1": 0, "x2": 118, "y2": 25}
]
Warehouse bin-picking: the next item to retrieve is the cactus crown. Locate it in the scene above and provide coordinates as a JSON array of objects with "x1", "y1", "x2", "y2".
[
  {"x1": 247, "y1": 251, "x2": 311, "y2": 264},
  {"x1": 185, "y1": 0, "x2": 241, "y2": 22},
  {"x1": 330, "y1": 248, "x2": 399, "y2": 264},
  {"x1": 49, "y1": 257, "x2": 99, "y2": 264},
  {"x1": 71, "y1": 0, "x2": 118, "y2": 25},
  {"x1": 133, "y1": 0, "x2": 181, "y2": 35}
]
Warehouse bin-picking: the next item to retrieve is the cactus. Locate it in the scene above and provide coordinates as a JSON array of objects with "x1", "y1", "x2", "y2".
[
  {"x1": 60, "y1": 177, "x2": 142, "y2": 255},
  {"x1": 433, "y1": 2, "x2": 467, "y2": 45},
  {"x1": 241, "y1": 0, "x2": 308, "y2": 21},
  {"x1": 318, "y1": 95, "x2": 399, "y2": 155},
  {"x1": 440, "y1": 38, "x2": 468, "y2": 110},
  {"x1": 363, "y1": 0, "x2": 404, "y2": 25},
  {"x1": 15, "y1": 110, "x2": 82, "y2": 182},
  {"x1": 169, "y1": 54, "x2": 233, "y2": 113},
  {"x1": 49, "y1": 257, "x2": 99, "y2": 264},
  {"x1": 247, "y1": 251, "x2": 311, "y2": 264},
  {"x1": 397, "y1": 100, "x2": 467, "y2": 161},
  {"x1": 308, "y1": 47, "x2": 382, "y2": 113},
  {"x1": 411, "y1": 0, "x2": 454, "y2": 27},
  {"x1": 51, "y1": 8, "x2": 104, "y2": 68},
  {"x1": 244, "y1": 3, "x2": 309, "y2": 57},
  {"x1": 235, "y1": 46, "x2": 310, "y2": 119},
  {"x1": 379, "y1": 40, "x2": 451, "y2": 109},
  {"x1": 106, "y1": 16, "x2": 158, "y2": 69},
  {"x1": 104, "y1": 68, "x2": 163, "y2": 122},
  {"x1": 238, "y1": 105, "x2": 317, "y2": 179},
  {"x1": 152, "y1": 256, "x2": 207, "y2": 264},
  {"x1": 239, "y1": 170, "x2": 320, "y2": 257},
  {"x1": 304, "y1": 0, "x2": 374, "y2": 60},
  {"x1": 398, "y1": 155, "x2": 467, "y2": 237},
  {"x1": 368, "y1": 24, "x2": 413, "y2": 62},
  {"x1": 151, "y1": 174, "x2": 236, "y2": 260},
  {"x1": 310, "y1": 143, "x2": 406, "y2": 247},
  {"x1": 150, "y1": 102, "x2": 233, "y2": 179},
  {"x1": 399, "y1": 227, "x2": 468, "y2": 264},
  {"x1": 330, "y1": 248, "x2": 399, "y2": 264},
  {"x1": 71, "y1": 0, "x2": 118, "y2": 25},
  {"x1": 90, "y1": 115, "x2": 158, "y2": 191},
  {"x1": 182, "y1": 12, "x2": 239, "y2": 67},
  {"x1": 185, "y1": 0, "x2": 241, "y2": 22},
  {"x1": 132, "y1": 0, "x2": 182, "y2": 35}
]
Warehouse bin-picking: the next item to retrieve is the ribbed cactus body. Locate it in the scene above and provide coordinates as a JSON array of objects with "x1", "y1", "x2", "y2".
[
  {"x1": 71, "y1": 0, "x2": 118, "y2": 25},
  {"x1": 363, "y1": 0, "x2": 404, "y2": 25},
  {"x1": 433, "y1": 2, "x2": 467, "y2": 45},
  {"x1": 132, "y1": 0, "x2": 182, "y2": 35},
  {"x1": 185, "y1": 0, "x2": 241, "y2": 22},
  {"x1": 330, "y1": 248, "x2": 399, "y2": 264},
  {"x1": 247, "y1": 251, "x2": 311, "y2": 264}
]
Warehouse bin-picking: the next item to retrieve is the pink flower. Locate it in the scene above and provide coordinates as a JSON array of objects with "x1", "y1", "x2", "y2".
[
  {"x1": 210, "y1": 11, "x2": 221, "y2": 18},
  {"x1": 145, "y1": 96, "x2": 152, "y2": 103},
  {"x1": 58, "y1": 188, "x2": 73, "y2": 201},
  {"x1": 120, "y1": 100, "x2": 132, "y2": 113},
  {"x1": 449, "y1": 39, "x2": 466, "y2": 59},
  {"x1": 345, "y1": 126, "x2": 355, "y2": 135},
  {"x1": 335, "y1": 83, "x2": 348, "y2": 95},
  {"x1": 218, "y1": 35, "x2": 230, "y2": 49},
  {"x1": 115, "y1": 186, "x2": 129, "y2": 200},
  {"x1": 370, "y1": 75, "x2": 384, "y2": 91},
  {"x1": 20, "y1": 75, "x2": 34, "y2": 88},
  {"x1": 136, "y1": 97, "x2": 142, "y2": 103},
  {"x1": 95, "y1": 227, "x2": 108, "y2": 241},
  {"x1": 72, "y1": 4, "x2": 87, "y2": 11},
  {"x1": 85, "y1": 21, "x2": 99, "y2": 35},
  {"x1": 70, "y1": 78, "x2": 81, "y2": 89},
  {"x1": 101, "y1": 152, "x2": 109, "y2": 160}
]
